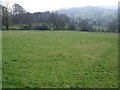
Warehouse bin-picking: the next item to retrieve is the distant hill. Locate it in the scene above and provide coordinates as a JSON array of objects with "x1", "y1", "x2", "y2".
[
  {"x1": 56, "y1": 6, "x2": 117, "y2": 24},
  {"x1": 56, "y1": 6, "x2": 117, "y2": 18},
  {"x1": 98, "y1": 6, "x2": 118, "y2": 10}
]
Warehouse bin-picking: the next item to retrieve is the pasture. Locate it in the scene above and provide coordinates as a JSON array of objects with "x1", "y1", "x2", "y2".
[{"x1": 2, "y1": 30, "x2": 118, "y2": 88}]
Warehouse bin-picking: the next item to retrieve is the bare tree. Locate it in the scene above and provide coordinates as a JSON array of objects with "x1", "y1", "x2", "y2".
[
  {"x1": 2, "y1": 5, "x2": 9, "y2": 30},
  {"x1": 0, "y1": 4, "x2": 2, "y2": 30},
  {"x1": 12, "y1": 3, "x2": 26, "y2": 25},
  {"x1": 12, "y1": 3, "x2": 26, "y2": 15},
  {"x1": 1, "y1": 1, "x2": 10, "y2": 30}
]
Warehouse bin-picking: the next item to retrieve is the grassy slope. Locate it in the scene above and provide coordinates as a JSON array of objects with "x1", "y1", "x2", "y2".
[{"x1": 2, "y1": 30, "x2": 118, "y2": 88}]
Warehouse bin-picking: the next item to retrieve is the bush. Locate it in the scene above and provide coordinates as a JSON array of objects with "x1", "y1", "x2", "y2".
[
  {"x1": 34, "y1": 23, "x2": 49, "y2": 30},
  {"x1": 20, "y1": 24, "x2": 31, "y2": 30},
  {"x1": 67, "y1": 23, "x2": 76, "y2": 30}
]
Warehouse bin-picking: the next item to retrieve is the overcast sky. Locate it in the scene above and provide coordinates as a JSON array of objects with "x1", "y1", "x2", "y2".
[{"x1": 1, "y1": 0, "x2": 119, "y2": 13}]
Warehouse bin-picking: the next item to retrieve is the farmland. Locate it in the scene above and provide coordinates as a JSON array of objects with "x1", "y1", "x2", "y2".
[{"x1": 2, "y1": 30, "x2": 118, "y2": 88}]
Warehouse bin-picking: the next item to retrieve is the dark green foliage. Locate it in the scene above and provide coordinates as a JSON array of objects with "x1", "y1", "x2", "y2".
[
  {"x1": 107, "y1": 19, "x2": 118, "y2": 32},
  {"x1": 67, "y1": 23, "x2": 76, "y2": 30},
  {"x1": 34, "y1": 23, "x2": 49, "y2": 30},
  {"x1": 20, "y1": 23, "x2": 32, "y2": 30},
  {"x1": 77, "y1": 19, "x2": 94, "y2": 31}
]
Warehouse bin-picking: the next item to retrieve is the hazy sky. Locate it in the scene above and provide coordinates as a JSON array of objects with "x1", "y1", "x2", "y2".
[{"x1": 1, "y1": 0, "x2": 119, "y2": 12}]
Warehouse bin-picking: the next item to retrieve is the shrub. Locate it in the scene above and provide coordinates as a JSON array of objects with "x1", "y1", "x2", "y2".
[
  {"x1": 34, "y1": 23, "x2": 49, "y2": 30},
  {"x1": 67, "y1": 23, "x2": 76, "y2": 30}
]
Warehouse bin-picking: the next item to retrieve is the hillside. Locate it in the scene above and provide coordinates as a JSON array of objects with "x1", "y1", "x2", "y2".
[{"x1": 56, "y1": 6, "x2": 117, "y2": 24}]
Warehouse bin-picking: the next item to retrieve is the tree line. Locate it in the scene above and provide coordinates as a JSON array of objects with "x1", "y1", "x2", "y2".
[{"x1": 1, "y1": 3, "x2": 118, "y2": 32}]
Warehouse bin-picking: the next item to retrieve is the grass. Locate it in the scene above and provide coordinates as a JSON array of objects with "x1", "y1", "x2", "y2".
[
  {"x1": 0, "y1": 31, "x2": 2, "y2": 89},
  {"x1": 2, "y1": 30, "x2": 118, "y2": 88}
]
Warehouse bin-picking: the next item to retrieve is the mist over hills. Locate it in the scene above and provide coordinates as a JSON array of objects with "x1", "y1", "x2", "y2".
[
  {"x1": 56, "y1": 6, "x2": 117, "y2": 17},
  {"x1": 56, "y1": 6, "x2": 117, "y2": 23},
  {"x1": 98, "y1": 6, "x2": 118, "y2": 10}
]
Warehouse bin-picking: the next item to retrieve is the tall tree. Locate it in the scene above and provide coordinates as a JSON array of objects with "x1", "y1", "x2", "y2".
[
  {"x1": 2, "y1": 5, "x2": 9, "y2": 30},
  {"x1": 12, "y1": 3, "x2": 26, "y2": 24},
  {"x1": 49, "y1": 12, "x2": 70, "y2": 30},
  {"x1": 12, "y1": 3, "x2": 26, "y2": 15},
  {"x1": 107, "y1": 18, "x2": 118, "y2": 32},
  {"x1": 0, "y1": 5, "x2": 2, "y2": 30}
]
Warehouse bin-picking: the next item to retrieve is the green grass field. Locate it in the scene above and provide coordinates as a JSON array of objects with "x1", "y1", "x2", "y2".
[
  {"x1": 0, "y1": 31, "x2": 2, "y2": 89},
  {"x1": 2, "y1": 30, "x2": 118, "y2": 88}
]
